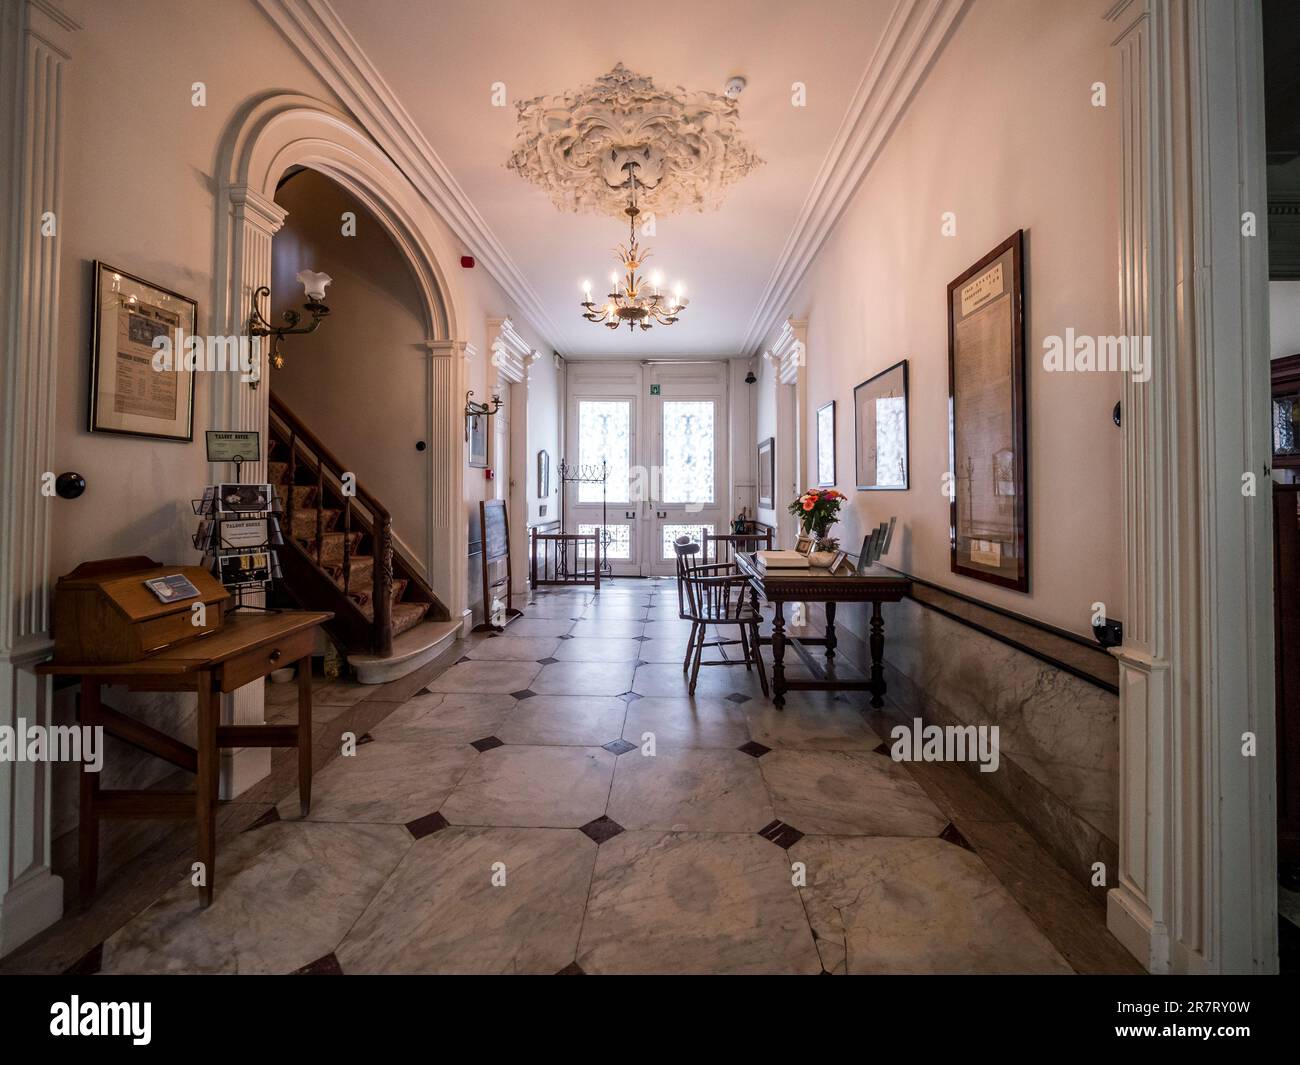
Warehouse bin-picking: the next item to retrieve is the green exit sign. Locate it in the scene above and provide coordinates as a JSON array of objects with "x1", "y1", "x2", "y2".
[{"x1": 649, "y1": 384, "x2": 661, "y2": 395}]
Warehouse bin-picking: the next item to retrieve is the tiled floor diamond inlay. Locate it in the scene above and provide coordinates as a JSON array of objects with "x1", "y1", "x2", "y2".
[
  {"x1": 470, "y1": 736, "x2": 505, "y2": 752},
  {"x1": 737, "y1": 741, "x2": 771, "y2": 758},
  {"x1": 602, "y1": 738, "x2": 637, "y2": 755},
  {"x1": 758, "y1": 819, "x2": 805, "y2": 849},
  {"x1": 579, "y1": 815, "x2": 626, "y2": 844},
  {"x1": 406, "y1": 810, "x2": 450, "y2": 839}
]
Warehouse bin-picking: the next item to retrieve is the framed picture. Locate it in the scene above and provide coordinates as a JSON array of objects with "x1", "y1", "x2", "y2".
[
  {"x1": 854, "y1": 360, "x2": 909, "y2": 490},
  {"x1": 468, "y1": 413, "x2": 489, "y2": 468},
  {"x1": 537, "y1": 449, "x2": 551, "y2": 497},
  {"x1": 947, "y1": 230, "x2": 1028, "y2": 592},
  {"x1": 757, "y1": 437, "x2": 775, "y2": 508},
  {"x1": 794, "y1": 533, "x2": 815, "y2": 556},
  {"x1": 816, "y1": 401, "x2": 836, "y2": 486},
  {"x1": 89, "y1": 261, "x2": 197, "y2": 441}
]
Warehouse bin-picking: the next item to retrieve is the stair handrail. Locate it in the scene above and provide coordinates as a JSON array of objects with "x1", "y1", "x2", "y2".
[{"x1": 269, "y1": 393, "x2": 393, "y2": 656}]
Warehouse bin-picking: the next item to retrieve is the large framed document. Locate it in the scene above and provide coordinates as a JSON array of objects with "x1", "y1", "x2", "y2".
[
  {"x1": 88, "y1": 261, "x2": 197, "y2": 441},
  {"x1": 947, "y1": 231, "x2": 1028, "y2": 592}
]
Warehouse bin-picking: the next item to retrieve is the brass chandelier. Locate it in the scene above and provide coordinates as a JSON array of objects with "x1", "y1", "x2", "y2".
[{"x1": 581, "y1": 162, "x2": 688, "y2": 332}]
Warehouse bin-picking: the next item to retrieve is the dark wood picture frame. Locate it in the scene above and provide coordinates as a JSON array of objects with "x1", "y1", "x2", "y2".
[
  {"x1": 88, "y1": 260, "x2": 197, "y2": 441},
  {"x1": 816, "y1": 400, "x2": 836, "y2": 486},
  {"x1": 757, "y1": 436, "x2": 775, "y2": 509},
  {"x1": 947, "y1": 230, "x2": 1028, "y2": 592},
  {"x1": 853, "y1": 359, "x2": 909, "y2": 490}
]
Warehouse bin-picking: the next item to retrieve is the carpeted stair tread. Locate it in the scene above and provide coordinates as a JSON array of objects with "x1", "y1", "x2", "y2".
[{"x1": 289, "y1": 507, "x2": 340, "y2": 540}]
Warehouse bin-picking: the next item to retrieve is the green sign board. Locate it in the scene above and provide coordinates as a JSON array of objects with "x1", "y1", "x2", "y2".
[{"x1": 649, "y1": 384, "x2": 661, "y2": 395}]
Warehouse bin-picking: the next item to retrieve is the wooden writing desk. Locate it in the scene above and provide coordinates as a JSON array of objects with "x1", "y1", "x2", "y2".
[
  {"x1": 38, "y1": 610, "x2": 332, "y2": 908},
  {"x1": 735, "y1": 552, "x2": 911, "y2": 708}
]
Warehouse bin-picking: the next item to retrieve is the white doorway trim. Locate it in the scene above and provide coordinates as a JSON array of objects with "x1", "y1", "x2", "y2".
[
  {"x1": 488, "y1": 317, "x2": 536, "y2": 598},
  {"x1": 1106, "y1": 0, "x2": 1276, "y2": 973}
]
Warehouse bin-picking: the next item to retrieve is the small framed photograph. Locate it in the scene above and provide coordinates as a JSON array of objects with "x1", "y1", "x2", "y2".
[
  {"x1": 816, "y1": 401, "x2": 836, "y2": 486},
  {"x1": 854, "y1": 360, "x2": 909, "y2": 490},
  {"x1": 216, "y1": 483, "x2": 273, "y2": 513},
  {"x1": 795, "y1": 533, "x2": 815, "y2": 556},
  {"x1": 89, "y1": 262, "x2": 197, "y2": 441},
  {"x1": 829, "y1": 549, "x2": 848, "y2": 572}
]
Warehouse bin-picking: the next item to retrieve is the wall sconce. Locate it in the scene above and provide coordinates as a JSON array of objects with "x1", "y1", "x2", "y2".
[
  {"x1": 246, "y1": 269, "x2": 333, "y2": 384},
  {"x1": 464, "y1": 390, "x2": 502, "y2": 439}
]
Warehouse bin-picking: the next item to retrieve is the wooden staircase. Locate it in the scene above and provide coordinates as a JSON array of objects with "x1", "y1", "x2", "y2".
[{"x1": 268, "y1": 394, "x2": 455, "y2": 679}]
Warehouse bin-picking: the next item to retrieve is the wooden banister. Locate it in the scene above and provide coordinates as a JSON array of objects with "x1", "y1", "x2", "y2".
[{"x1": 270, "y1": 393, "x2": 403, "y2": 656}]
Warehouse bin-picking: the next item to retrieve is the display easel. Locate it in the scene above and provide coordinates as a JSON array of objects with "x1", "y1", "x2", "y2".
[
  {"x1": 474, "y1": 499, "x2": 524, "y2": 631},
  {"x1": 558, "y1": 459, "x2": 612, "y2": 578}
]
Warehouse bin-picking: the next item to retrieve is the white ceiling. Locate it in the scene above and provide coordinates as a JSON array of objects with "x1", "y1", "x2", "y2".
[{"x1": 327, "y1": 0, "x2": 896, "y2": 357}]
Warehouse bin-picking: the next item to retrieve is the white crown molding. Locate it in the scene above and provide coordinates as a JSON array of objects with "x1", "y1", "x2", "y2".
[
  {"x1": 253, "y1": 0, "x2": 564, "y2": 351},
  {"x1": 740, "y1": 0, "x2": 968, "y2": 356}
]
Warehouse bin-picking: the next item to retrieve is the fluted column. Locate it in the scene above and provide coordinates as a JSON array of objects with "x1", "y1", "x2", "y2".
[
  {"x1": 212, "y1": 183, "x2": 287, "y2": 797},
  {"x1": 428, "y1": 340, "x2": 471, "y2": 632},
  {"x1": 0, "y1": 0, "x2": 79, "y2": 955}
]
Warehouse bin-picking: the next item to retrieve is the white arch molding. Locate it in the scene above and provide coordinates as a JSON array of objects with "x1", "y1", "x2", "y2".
[{"x1": 212, "y1": 95, "x2": 474, "y2": 787}]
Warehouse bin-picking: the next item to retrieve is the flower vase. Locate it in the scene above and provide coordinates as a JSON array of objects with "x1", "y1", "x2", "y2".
[{"x1": 808, "y1": 530, "x2": 839, "y2": 568}]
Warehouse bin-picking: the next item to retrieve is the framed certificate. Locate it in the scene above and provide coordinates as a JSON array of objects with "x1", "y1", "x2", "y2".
[
  {"x1": 206, "y1": 431, "x2": 260, "y2": 463},
  {"x1": 947, "y1": 231, "x2": 1028, "y2": 591},
  {"x1": 88, "y1": 261, "x2": 196, "y2": 441}
]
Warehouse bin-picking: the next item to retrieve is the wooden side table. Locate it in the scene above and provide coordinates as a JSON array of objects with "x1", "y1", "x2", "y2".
[{"x1": 38, "y1": 611, "x2": 332, "y2": 908}]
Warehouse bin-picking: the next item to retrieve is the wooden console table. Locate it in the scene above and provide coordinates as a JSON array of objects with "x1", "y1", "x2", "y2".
[
  {"x1": 38, "y1": 610, "x2": 331, "y2": 908},
  {"x1": 735, "y1": 552, "x2": 911, "y2": 708}
]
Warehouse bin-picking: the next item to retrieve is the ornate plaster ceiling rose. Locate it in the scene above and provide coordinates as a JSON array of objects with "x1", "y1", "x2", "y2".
[{"x1": 506, "y1": 63, "x2": 762, "y2": 217}]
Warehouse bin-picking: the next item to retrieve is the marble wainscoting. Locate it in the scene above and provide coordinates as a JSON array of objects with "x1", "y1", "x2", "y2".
[{"x1": 820, "y1": 597, "x2": 1118, "y2": 903}]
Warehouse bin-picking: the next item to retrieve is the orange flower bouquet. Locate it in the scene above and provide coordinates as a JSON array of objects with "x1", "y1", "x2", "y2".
[{"x1": 787, "y1": 487, "x2": 846, "y2": 547}]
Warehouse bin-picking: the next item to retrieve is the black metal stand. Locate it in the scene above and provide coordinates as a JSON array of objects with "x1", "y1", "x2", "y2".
[{"x1": 557, "y1": 459, "x2": 613, "y2": 580}]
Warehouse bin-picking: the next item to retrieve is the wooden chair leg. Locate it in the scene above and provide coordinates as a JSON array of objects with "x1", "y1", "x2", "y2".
[
  {"x1": 688, "y1": 621, "x2": 705, "y2": 695},
  {"x1": 683, "y1": 621, "x2": 699, "y2": 673},
  {"x1": 297, "y1": 655, "x2": 312, "y2": 816},
  {"x1": 751, "y1": 623, "x2": 769, "y2": 698},
  {"x1": 78, "y1": 679, "x2": 102, "y2": 909},
  {"x1": 738, "y1": 624, "x2": 754, "y2": 670},
  {"x1": 195, "y1": 673, "x2": 217, "y2": 909}
]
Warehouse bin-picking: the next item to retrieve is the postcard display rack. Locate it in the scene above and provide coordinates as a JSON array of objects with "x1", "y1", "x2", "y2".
[{"x1": 192, "y1": 482, "x2": 285, "y2": 609}]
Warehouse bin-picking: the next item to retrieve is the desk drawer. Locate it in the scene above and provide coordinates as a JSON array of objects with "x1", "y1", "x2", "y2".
[{"x1": 218, "y1": 628, "x2": 314, "y2": 692}]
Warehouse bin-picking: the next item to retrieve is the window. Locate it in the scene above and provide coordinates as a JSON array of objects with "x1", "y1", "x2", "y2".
[
  {"x1": 660, "y1": 400, "x2": 714, "y2": 504},
  {"x1": 577, "y1": 400, "x2": 631, "y2": 503},
  {"x1": 578, "y1": 523, "x2": 631, "y2": 560},
  {"x1": 662, "y1": 523, "x2": 714, "y2": 560}
]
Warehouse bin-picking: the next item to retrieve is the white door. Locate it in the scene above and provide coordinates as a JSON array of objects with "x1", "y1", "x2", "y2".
[
  {"x1": 565, "y1": 360, "x2": 729, "y2": 577},
  {"x1": 645, "y1": 363, "x2": 729, "y2": 576},
  {"x1": 565, "y1": 362, "x2": 641, "y2": 576}
]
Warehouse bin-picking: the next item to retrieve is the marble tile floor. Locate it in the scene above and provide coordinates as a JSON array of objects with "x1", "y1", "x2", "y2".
[{"x1": 0, "y1": 581, "x2": 1142, "y2": 975}]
